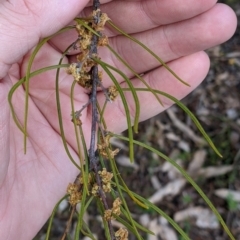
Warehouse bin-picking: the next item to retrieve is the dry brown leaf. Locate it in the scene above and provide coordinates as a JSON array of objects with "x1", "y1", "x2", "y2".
[
  {"x1": 167, "y1": 108, "x2": 206, "y2": 146},
  {"x1": 197, "y1": 165, "x2": 233, "y2": 178},
  {"x1": 110, "y1": 136, "x2": 128, "y2": 151},
  {"x1": 148, "y1": 179, "x2": 186, "y2": 204},
  {"x1": 141, "y1": 216, "x2": 178, "y2": 240},
  {"x1": 150, "y1": 175, "x2": 162, "y2": 190},
  {"x1": 177, "y1": 140, "x2": 190, "y2": 152},
  {"x1": 158, "y1": 217, "x2": 178, "y2": 240},
  {"x1": 188, "y1": 149, "x2": 207, "y2": 174},
  {"x1": 162, "y1": 159, "x2": 184, "y2": 180},
  {"x1": 226, "y1": 51, "x2": 240, "y2": 58},
  {"x1": 116, "y1": 156, "x2": 139, "y2": 170},
  {"x1": 174, "y1": 207, "x2": 219, "y2": 229},
  {"x1": 165, "y1": 132, "x2": 180, "y2": 141},
  {"x1": 214, "y1": 189, "x2": 240, "y2": 202}
]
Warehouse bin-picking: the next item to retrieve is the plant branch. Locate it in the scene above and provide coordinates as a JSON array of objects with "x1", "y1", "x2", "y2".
[{"x1": 88, "y1": 1, "x2": 115, "y2": 239}]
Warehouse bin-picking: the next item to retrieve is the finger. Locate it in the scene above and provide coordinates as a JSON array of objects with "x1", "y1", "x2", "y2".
[
  {"x1": 100, "y1": 3, "x2": 237, "y2": 81},
  {"x1": 0, "y1": 0, "x2": 89, "y2": 79},
  {"x1": 22, "y1": 2, "x2": 236, "y2": 100},
  {"x1": 6, "y1": 72, "x2": 80, "y2": 240},
  {"x1": 96, "y1": 51, "x2": 210, "y2": 133},
  {"x1": 51, "y1": 3, "x2": 237, "y2": 88},
  {"x1": 21, "y1": 43, "x2": 205, "y2": 155},
  {"x1": 50, "y1": 0, "x2": 217, "y2": 51},
  {"x1": 0, "y1": 75, "x2": 11, "y2": 185},
  {"x1": 84, "y1": 0, "x2": 217, "y2": 34}
]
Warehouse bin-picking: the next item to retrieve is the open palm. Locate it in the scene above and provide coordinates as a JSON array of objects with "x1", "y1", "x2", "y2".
[{"x1": 0, "y1": 1, "x2": 237, "y2": 239}]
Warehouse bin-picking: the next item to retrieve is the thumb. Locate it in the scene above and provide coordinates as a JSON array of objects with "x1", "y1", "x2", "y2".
[
  {"x1": 0, "y1": 0, "x2": 89, "y2": 79},
  {"x1": 0, "y1": 0, "x2": 88, "y2": 184}
]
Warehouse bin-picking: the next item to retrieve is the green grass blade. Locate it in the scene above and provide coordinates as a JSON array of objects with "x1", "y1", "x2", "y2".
[
  {"x1": 94, "y1": 58, "x2": 140, "y2": 133},
  {"x1": 8, "y1": 64, "x2": 69, "y2": 134},
  {"x1": 74, "y1": 18, "x2": 100, "y2": 37},
  {"x1": 95, "y1": 198, "x2": 112, "y2": 240},
  {"x1": 114, "y1": 211, "x2": 154, "y2": 235},
  {"x1": 81, "y1": 220, "x2": 97, "y2": 240},
  {"x1": 24, "y1": 26, "x2": 74, "y2": 153},
  {"x1": 123, "y1": 88, "x2": 222, "y2": 157},
  {"x1": 110, "y1": 133, "x2": 235, "y2": 240},
  {"x1": 111, "y1": 158, "x2": 148, "y2": 209},
  {"x1": 70, "y1": 80, "x2": 89, "y2": 194},
  {"x1": 45, "y1": 195, "x2": 68, "y2": 240},
  {"x1": 107, "y1": 44, "x2": 163, "y2": 107},
  {"x1": 74, "y1": 187, "x2": 88, "y2": 240},
  {"x1": 113, "y1": 215, "x2": 145, "y2": 239},
  {"x1": 79, "y1": 124, "x2": 89, "y2": 172},
  {"x1": 109, "y1": 161, "x2": 143, "y2": 239},
  {"x1": 113, "y1": 183, "x2": 189, "y2": 240},
  {"x1": 97, "y1": 100, "x2": 108, "y2": 130},
  {"x1": 93, "y1": 58, "x2": 135, "y2": 162},
  {"x1": 132, "y1": 193, "x2": 190, "y2": 240},
  {"x1": 107, "y1": 21, "x2": 190, "y2": 87},
  {"x1": 55, "y1": 46, "x2": 81, "y2": 170}
]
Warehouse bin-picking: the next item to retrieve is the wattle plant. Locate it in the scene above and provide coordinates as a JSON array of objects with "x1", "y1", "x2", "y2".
[{"x1": 8, "y1": 1, "x2": 235, "y2": 240}]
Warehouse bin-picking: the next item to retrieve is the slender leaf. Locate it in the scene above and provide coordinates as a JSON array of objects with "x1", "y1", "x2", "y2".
[
  {"x1": 123, "y1": 88, "x2": 222, "y2": 157},
  {"x1": 24, "y1": 26, "x2": 74, "y2": 152},
  {"x1": 94, "y1": 58, "x2": 140, "y2": 133},
  {"x1": 8, "y1": 64, "x2": 69, "y2": 134},
  {"x1": 45, "y1": 195, "x2": 68, "y2": 240},
  {"x1": 111, "y1": 133, "x2": 234, "y2": 240},
  {"x1": 107, "y1": 21, "x2": 190, "y2": 87},
  {"x1": 107, "y1": 44, "x2": 163, "y2": 107},
  {"x1": 93, "y1": 58, "x2": 135, "y2": 162}
]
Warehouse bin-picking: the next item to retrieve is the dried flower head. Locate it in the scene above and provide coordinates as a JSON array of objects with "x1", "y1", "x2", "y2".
[
  {"x1": 98, "y1": 168, "x2": 113, "y2": 193},
  {"x1": 103, "y1": 197, "x2": 122, "y2": 220},
  {"x1": 97, "y1": 135, "x2": 119, "y2": 159},
  {"x1": 66, "y1": 63, "x2": 81, "y2": 82},
  {"x1": 108, "y1": 85, "x2": 118, "y2": 101},
  {"x1": 91, "y1": 183, "x2": 99, "y2": 196},
  {"x1": 71, "y1": 117, "x2": 82, "y2": 126},
  {"x1": 98, "y1": 168, "x2": 113, "y2": 183},
  {"x1": 102, "y1": 182, "x2": 111, "y2": 193},
  {"x1": 115, "y1": 228, "x2": 128, "y2": 240},
  {"x1": 67, "y1": 183, "x2": 82, "y2": 205},
  {"x1": 112, "y1": 197, "x2": 122, "y2": 216},
  {"x1": 91, "y1": 10, "x2": 110, "y2": 31},
  {"x1": 79, "y1": 173, "x2": 94, "y2": 185},
  {"x1": 76, "y1": 50, "x2": 89, "y2": 62},
  {"x1": 98, "y1": 35, "x2": 109, "y2": 46},
  {"x1": 104, "y1": 209, "x2": 112, "y2": 221},
  {"x1": 71, "y1": 111, "x2": 82, "y2": 126}
]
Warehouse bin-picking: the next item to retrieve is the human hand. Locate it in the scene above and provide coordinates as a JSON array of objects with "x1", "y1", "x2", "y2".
[{"x1": 0, "y1": 1, "x2": 237, "y2": 239}]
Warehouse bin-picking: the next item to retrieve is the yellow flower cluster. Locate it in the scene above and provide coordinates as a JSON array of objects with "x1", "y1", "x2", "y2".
[
  {"x1": 66, "y1": 59, "x2": 96, "y2": 88},
  {"x1": 98, "y1": 168, "x2": 113, "y2": 193},
  {"x1": 97, "y1": 135, "x2": 119, "y2": 159},
  {"x1": 91, "y1": 10, "x2": 110, "y2": 31},
  {"x1": 115, "y1": 228, "x2": 128, "y2": 240},
  {"x1": 108, "y1": 85, "x2": 118, "y2": 101},
  {"x1": 91, "y1": 183, "x2": 99, "y2": 196},
  {"x1": 79, "y1": 173, "x2": 94, "y2": 185},
  {"x1": 67, "y1": 11, "x2": 110, "y2": 89},
  {"x1": 67, "y1": 183, "x2": 82, "y2": 206},
  {"x1": 104, "y1": 197, "x2": 122, "y2": 221}
]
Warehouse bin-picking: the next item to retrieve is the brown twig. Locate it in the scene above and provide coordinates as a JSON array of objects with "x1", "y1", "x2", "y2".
[
  {"x1": 60, "y1": 207, "x2": 76, "y2": 240},
  {"x1": 88, "y1": 0, "x2": 115, "y2": 239}
]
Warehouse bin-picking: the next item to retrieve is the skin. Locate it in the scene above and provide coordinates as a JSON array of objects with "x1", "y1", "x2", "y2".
[{"x1": 0, "y1": 0, "x2": 237, "y2": 239}]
